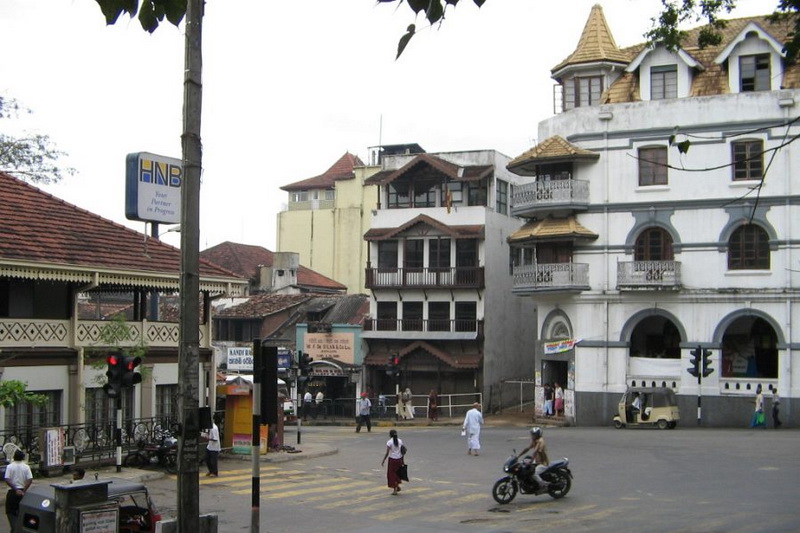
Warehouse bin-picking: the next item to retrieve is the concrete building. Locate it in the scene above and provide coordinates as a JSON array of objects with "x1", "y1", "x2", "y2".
[
  {"x1": 507, "y1": 5, "x2": 799, "y2": 426},
  {"x1": 360, "y1": 149, "x2": 538, "y2": 411}
]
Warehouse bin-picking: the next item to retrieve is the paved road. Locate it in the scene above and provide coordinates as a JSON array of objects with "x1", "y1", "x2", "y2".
[{"x1": 137, "y1": 424, "x2": 798, "y2": 533}]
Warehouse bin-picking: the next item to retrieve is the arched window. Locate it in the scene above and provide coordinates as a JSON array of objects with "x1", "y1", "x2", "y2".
[
  {"x1": 728, "y1": 224, "x2": 769, "y2": 270},
  {"x1": 635, "y1": 227, "x2": 674, "y2": 261}
]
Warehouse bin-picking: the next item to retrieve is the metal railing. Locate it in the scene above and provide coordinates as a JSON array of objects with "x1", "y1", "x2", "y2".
[
  {"x1": 317, "y1": 393, "x2": 482, "y2": 422},
  {"x1": 512, "y1": 263, "x2": 590, "y2": 292},
  {"x1": 511, "y1": 179, "x2": 589, "y2": 215},
  {"x1": 363, "y1": 318, "x2": 483, "y2": 335},
  {"x1": 365, "y1": 267, "x2": 485, "y2": 289}
]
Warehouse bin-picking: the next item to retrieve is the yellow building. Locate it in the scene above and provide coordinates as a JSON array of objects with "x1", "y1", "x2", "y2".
[{"x1": 277, "y1": 152, "x2": 381, "y2": 294}]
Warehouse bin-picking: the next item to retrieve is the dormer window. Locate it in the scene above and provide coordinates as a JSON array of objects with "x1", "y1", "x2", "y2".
[
  {"x1": 739, "y1": 54, "x2": 770, "y2": 92},
  {"x1": 650, "y1": 65, "x2": 677, "y2": 100},
  {"x1": 564, "y1": 76, "x2": 603, "y2": 110}
]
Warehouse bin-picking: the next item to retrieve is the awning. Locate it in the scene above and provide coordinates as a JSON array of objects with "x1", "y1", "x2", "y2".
[
  {"x1": 508, "y1": 135, "x2": 599, "y2": 175},
  {"x1": 365, "y1": 341, "x2": 482, "y2": 369},
  {"x1": 508, "y1": 216, "x2": 598, "y2": 244}
]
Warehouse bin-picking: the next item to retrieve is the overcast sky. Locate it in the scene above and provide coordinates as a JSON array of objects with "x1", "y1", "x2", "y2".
[{"x1": 0, "y1": 0, "x2": 776, "y2": 251}]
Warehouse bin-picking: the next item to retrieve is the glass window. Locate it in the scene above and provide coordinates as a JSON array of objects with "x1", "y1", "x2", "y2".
[
  {"x1": 496, "y1": 179, "x2": 509, "y2": 215},
  {"x1": 428, "y1": 302, "x2": 450, "y2": 332},
  {"x1": 536, "y1": 163, "x2": 572, "y2": 181},
  {"x1": 388, "y1": 182, "x2": 411, "y2": 208},
  {"x1": 456, "y1": 240, "x2": 478, "y2": 268},
  {"x1": 156, "y1": 384, "x2": 179, "y2": 420},
  {"x1": 441, "y1": 181, "x2": 463, "y2": 208},
  {"x1": 651, "y1": 65, "x2": 677, "y2": 100},
  {"x1": 402, "y1": 302, "x2": 423, "y2": 331},
  {"x1": 4, "y1": 390, "x2": 61, "y2": 430},
  {"x1": 467, "y1": 180, "x2": 488, "y2": 207},
  {"x1": 86, "y1": 387, "x2": 134, "y2": 429},
  {"x1": 429, "y1": 238, "x2": 451, "y2": 270},
  {"x1": 638, "y1": 147, "x2": 668, "y2": 186},
  {"x1": 291, "y1": 191, "x2": 308, "y2": 203},
  {"x1": 404, "y1": 240, "x2": 424, "y2": 270},
  {"x1": 455, "y1": 302, "x2": 477, "y2": 332},
  {"x1": 635, "y1": 228, "x2": 674, "y2": 261},
  {"x1": 740, "y1": 54, "x2": 770, "y2": 92},
  {"x1": 377, "y1": 241, "x2": 398, "y2": 270},
  {"x1": 732, "y1": 140, "x2": 764, "y2": 181},
  {"x1": 413, "y1": 179, "x2": 438, "y2": 208},
  {"x1": 376, "y1": 302, "x2": 397, "y2": 331},
  {"x1": 728, "y1": 224, "x2": 770, "y2": 270},
  {"x1": 576, "y1": 76, "x2": 603, "y2": 107},
  {"x1": 324, "y1": 190, "x2": 335, "y2": 201}
]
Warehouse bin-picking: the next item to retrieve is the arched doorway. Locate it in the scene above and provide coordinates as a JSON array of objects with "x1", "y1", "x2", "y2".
[
  {"x1": 721, "y1": 317, "x2": 778, "y2": 378},
  {"x1": 629, "y1": 316, "x2": 681, "y2": 359}
]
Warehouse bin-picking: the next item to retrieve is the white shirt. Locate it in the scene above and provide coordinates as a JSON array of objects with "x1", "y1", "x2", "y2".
[
  {"x1": 463, "y1": 408, "x2": 484, "y2": 434},
  {"x1": 358, "y1": 398, "x2": 372, "y2": 416},
  {"x1": 386, "y1": 438, "x2": 404, "y2": 460},
  {"x1": 4, "y1": 460, "x2": 33, "y2": 490},
  {"x1": 316, "y1": 392, "x2": 324, "y2": 404},
  {"x1": 206, "y1": 423, "x2": 221, "y2": 452},
  {"x1": 304, "y1": 392, "x2": 312, "y2": 403}
]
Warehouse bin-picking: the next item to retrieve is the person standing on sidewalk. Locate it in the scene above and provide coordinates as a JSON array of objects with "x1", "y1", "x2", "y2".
[
  {"x1": 356, "y1": 392, "x2": 372, "y2": 432},
  {"x1": 772, "y1": 388, "x2": 782, "y2": 429},
  {"x1": 204, "y1": 417, "x2": 221, "y2": 477},
  {"x1": 5, "y1": 449, "x2": 33, "y2": 531},
  {"x1": 750, "y1": 384, "x2": 766, "y2": 428},
  {"x1": 462, "y1": 402, "x2": 484, "y2": 456}
]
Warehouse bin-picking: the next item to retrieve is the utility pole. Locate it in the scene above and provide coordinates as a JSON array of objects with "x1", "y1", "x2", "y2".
[{"x1": 177, "y1": 0, "x2": 203, "y2": 531}]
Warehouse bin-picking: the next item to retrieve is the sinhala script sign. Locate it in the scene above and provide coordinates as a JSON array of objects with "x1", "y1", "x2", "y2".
[
  {"x1": 125, "y1": 152, "x2": 182, "y2": 224},
  {"x1": 305, "y1": 333, "x2": 354, "y2": 364}
]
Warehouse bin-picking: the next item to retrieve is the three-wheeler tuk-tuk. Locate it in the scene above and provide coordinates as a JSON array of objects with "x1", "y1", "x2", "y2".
[{"x1": 613, "y1": 387, "x2": 680, "y2": 429}]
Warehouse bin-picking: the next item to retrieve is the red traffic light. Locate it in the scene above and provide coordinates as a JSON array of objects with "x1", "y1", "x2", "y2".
[{"x1": 107, "y1": 355, "x2": 120, "y2": 366}]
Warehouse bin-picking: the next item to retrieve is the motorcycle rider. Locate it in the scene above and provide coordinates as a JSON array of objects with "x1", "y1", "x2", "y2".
[{"x1": 517, "y1": 426, "x2": 549, "y2": 489}]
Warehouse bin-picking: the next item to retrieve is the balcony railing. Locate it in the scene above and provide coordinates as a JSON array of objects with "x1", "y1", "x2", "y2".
[
  {"x1": 617, "y1": 261, "x2": 681, "y2": 290},
  {"x1": 511, "y1": 179, "x2": 589, "y2": 217},
  {"x1": 362, "y1": 318, "x2": 483, "y2": 340},
  {"x1": 512, "y1": 263, "x2": 590, "y2": 293},
  {"x1": 0, "y1": 319, "x2": 209, "y2": 349},
  {"x1": 365, "y1": 267, "x2": 485, "y2": 289}
]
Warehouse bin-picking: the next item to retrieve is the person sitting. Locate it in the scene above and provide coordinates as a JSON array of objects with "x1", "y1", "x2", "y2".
[{"x1": 630, "y1": 392, "x2": 642, "y2": 422}]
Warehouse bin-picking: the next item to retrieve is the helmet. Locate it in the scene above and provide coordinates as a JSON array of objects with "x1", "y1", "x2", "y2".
[{"x1": 530, "y1": 426, "x2": 543, "y2": 438}]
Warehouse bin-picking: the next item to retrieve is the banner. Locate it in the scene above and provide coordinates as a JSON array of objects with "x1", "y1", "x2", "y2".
[{"x1": 544, "y1": 338, "x2": 582, "y2": 355}]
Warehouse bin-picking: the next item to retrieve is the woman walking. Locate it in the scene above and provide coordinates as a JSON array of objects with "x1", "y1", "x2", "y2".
[
  {"x1": 428, "y1": 389, "x2": 439, "y2": 422},
  {"x1": 381, "y1": 429, "x2": 405, "y2": 495}
]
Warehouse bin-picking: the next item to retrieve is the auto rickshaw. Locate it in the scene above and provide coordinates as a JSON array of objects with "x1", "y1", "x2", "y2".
[{"x1": 613, "y1": 387, "x2": 680, "y2": 429}]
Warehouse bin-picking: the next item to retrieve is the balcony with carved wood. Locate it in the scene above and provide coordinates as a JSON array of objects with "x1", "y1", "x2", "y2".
[
  {"x1": 511, "y1": 179, "x2": 589, "y2": 218},
  {"x1": 0, "y1": 319, "x2": 211, "y2": 349},
  {"x1": 361, "y1": 318, "x2": 483, "y2": 340},
  {"x1": 616, "y1": 261, "x2": 682, "y2": 291},
  {"x1": 511, "y1": 263, "x2": 590, "y2": 294},
  {"x1": 365, "y1": 267, "x2": 485, "y2": 290}
]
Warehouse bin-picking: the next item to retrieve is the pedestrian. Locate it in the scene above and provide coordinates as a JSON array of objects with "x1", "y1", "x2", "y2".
[
  {"x1": 516, "y1": 426, "x2": 550, "y2": 490},
  {"x1": 5, "y1": 449, "x2": 33, "y2": 532},
  {"x1": 204, "y1": 416, "x2": 221, "y2": 476},
  {"x1": 356, "y1": 392, "x2": 372, "y2": 433},
  {"x1": 772, "y1": 388, "x2": 782, "y2": 429},
  {"x1": 554, "y1": 382, "x2": 564, "y2": 417},
  {"x1": 401, "y1": 387, "x2": 414, "y2": 420},
  {"x1": 462, "y1": 402, "x2": 484, "y2": 456},
  {"x1": 378, "y1": 392, "x2": 387, "y2": 418},
  {"x1": 303, "y1": 390, "x2": 312, "y2": 421},
  {"x1": 543, "y1": 383, "x2": 554, "y2": 417},
  {"x1": 428, "y1": 389, "x2": 439, "y2": 422},
  {"x1": 750, "y1": 384, "x2": 766, "y2": 428},
  {"x1": 381, "y1": 429, "x2": 406, "y2": 495},
  {"x1": 315, "y1": 390, "x2": 325, "y2": 419}
]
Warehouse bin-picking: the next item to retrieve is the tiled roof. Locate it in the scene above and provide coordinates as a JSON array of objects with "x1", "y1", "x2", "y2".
[
  {"x1": 200, "y1": 242, "x2": 346, "y2": 291},
  {"x1": 0, "y1": 171, "x2": 246, "y2": 293},
  {"x1": 552, "y1": 4, "x2": 629, "y2": 76},
  {"x1": 364, "y1": 214, "x2": 484, "y2": 241},
  {"x1": 279, "y1": 152, "x2": 364, "y2": 192},
  {"x1": 364, "y1": 340, "x2": 482, "y2": 369},
  {"x1": 507, "y1": 216, "x2": 598, "y2": 243},
  {"x1": 507, "y1": 135, "x2": 600, "y2": 173},
  {"x1": 363, "y1": 154, "x2": 493, "y2": 186},
  {"x1": 214, "y1": 293, "x2": 312, "y2": 318},
  {"x1": 599, "y1": 15, "x2": 800, "y2": 103}
]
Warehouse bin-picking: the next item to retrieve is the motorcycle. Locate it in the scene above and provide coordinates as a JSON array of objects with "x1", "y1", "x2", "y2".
[
  {"x1": 492, "y1": 450, "x2": 572, "y2": 504},
  {"x1": 124, "y1": 429, "x2": 178, "y2": 474}
]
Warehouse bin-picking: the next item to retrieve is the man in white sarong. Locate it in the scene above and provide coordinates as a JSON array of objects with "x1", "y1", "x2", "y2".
[{"x1": 462, "y1": 402, "x2": 484, "y2": 456}]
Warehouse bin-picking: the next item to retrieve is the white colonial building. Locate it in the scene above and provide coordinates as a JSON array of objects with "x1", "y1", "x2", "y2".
[{"x1": 507, "y1": 5, "x2": 799, "y2": 426}]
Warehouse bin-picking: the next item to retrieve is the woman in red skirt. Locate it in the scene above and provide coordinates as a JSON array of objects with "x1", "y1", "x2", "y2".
[{"x1": 381, "y1": 429, "x2": 405, "y2": 495}]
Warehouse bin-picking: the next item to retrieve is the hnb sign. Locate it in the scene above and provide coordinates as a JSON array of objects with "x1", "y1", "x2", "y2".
[{"x1": 125, "y1": 152, "x2": 182, "y2": 224}]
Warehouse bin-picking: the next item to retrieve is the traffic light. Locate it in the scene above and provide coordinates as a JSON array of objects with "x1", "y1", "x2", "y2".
[
  {"x1": 702, "y1": 349, "x2": 714, "y2": 377},
  {"x1": 386, "y1": 355, "x2": 395, "y2": 376},
  {"x1": 121, "y1": 356, "x2": 142, "y2": 388},
  {"x1": 298, "y1": 351, "x2": 313, "y2": 376},
  {"x1": 103, "y1": 355, "x2": 123, "y2": 398},
  {"x1": 688, "y1": 346, "x2": 701, "y2": 378}
]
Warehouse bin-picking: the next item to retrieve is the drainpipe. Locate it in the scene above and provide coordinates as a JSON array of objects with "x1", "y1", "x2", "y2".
[{"x1": 71, "y1": 272, "x2": 100, "y2": 425}]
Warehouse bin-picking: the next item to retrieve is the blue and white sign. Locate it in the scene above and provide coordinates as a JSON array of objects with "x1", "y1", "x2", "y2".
[{"x1": 125, "y1": 152, "x2": 182, "y2": 224}]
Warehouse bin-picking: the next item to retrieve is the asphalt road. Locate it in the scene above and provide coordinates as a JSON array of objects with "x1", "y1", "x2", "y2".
[{"x1": 134, "y1": 424, "x2": 798, "y2": 533}]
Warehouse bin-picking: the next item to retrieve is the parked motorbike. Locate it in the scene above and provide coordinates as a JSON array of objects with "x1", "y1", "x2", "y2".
[
  {"x1": 124, "y1": 430, "x2": 178, "y2": 474},
  {"x1": 492, "y1": 450, "x2": 572, "y2": 504}
]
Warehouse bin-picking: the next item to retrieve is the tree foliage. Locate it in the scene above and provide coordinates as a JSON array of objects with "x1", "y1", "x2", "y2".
[
  {"x1": 0, "y1": 97, "x2": 75, "y2": 184},
  {"x1": 0, "y1": 380, "x2": 47, "y2": 409}
]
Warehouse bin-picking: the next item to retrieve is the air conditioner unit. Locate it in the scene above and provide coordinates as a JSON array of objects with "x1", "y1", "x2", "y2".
[{"x1": 62, "y1": 446, "x2": 76, "y2": 466}]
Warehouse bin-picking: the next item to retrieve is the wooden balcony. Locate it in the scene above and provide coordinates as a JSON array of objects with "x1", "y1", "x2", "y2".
[
  {"x1": 365, "y1": 267, "x2": 485, "y2": 290},
  {"x1": 616, "y1": 261, "x2": 681, "y2": 291},
  {"x1": 361, "y1": 318, "x2": 483, "y2": 340},
  {"x1": 511, "y1": 263, "x2": 590, "y2": 294},
  {"x1": 0, "y1": 319, "x2": 210, "y2": 349},
  {"x1": 511, "y1": 179, "x2": 589, "y2": 218}
]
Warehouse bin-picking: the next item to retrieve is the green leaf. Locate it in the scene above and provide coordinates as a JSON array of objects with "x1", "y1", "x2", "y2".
[
  {"x1": 397, "y1": 24, "x2": 416, "y2": 60},
  {"x1": 676, "y1": 140, "x2": 692, "y2": 154},
  {"x1": 138, "y1": 0, "x2": 160, "y2": 32},
  {"x1": 163, "y1": 0, "x2": 187, "y2": 26},
  {"x1": 407, "y1": 0, "x2": 428, "y2": 14},
  {"x1": 426, "y1": 0, "x2": 445, "y2": 24},
  {"x1": 473, "y1": 0, "x2": 486, "y2": 6},
  {"x1": 94, "y1": 0, "x2": 138, "y2": 25}
]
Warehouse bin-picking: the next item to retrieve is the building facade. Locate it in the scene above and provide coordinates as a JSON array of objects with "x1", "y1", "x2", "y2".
[
  {"x1": 361, "y1": 150, "x2": 538, "y2": 411},
  {"x1": 507, "y1": 5, "x2": 799, "y2": 426}
]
